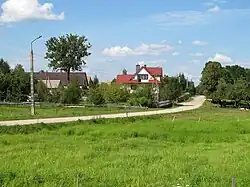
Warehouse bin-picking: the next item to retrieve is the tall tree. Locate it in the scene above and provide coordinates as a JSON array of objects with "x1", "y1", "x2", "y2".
[
  {"x1": 93, "y1": 75, "x2": 99, "y2": 87},
  {"x1": 0, "y1": 58, "x2": 10, "y2": 74},
  {"x1": 45, "y1": 34, "x2": 91, "y2": 83},
  {"x1": 200, "y1": 61, "x2": 222, "y2": 97},
  {"x1": 122, "y1": 68, "x2": 127, "y2": 75}
]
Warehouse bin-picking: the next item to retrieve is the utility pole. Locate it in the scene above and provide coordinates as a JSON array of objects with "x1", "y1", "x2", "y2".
[{"x1": 30, "y1": 35, "x2": 42, "y2": 116}]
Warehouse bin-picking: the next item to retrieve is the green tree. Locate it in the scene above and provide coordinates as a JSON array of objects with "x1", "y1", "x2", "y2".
[
  {"x1": 6, "y1": 64, "x2": 30, "y2": 102},
  {"x1": 45, "y1": 34, "x2": 91, "y2": 83},
  {"x1": 93, "y1": 75, "x2": 99, "y2": 87},
  {"x1": 0, "y1": 58, "x2": 10, "y2": 74},
  {"x1": 36, "y1": 81, "x2": 49, "y2": 102},
  {"x1": 129, "y1": 86, "x2": 153, "y2": 107},
  {"x1": 61, "y1": 78, "x2": 82, "y2": 104},
  {"x1": 230, "y1": 79, "x2": 248, "y2": 105},
  {"x1": 214, "y1": 78, "x2": 228, "y2": 101},
  {"x1": 122, "y1": 68, "x2": 127, "y2": 75},
  {"x1": 200, "y1": 61, "x2": 222, "y2": 97},
  {"x1": 160, "y1": 77, "x2": 182, "y2": 101},
  {"x1": 88, "y1": 87, "x2": 105, "y2": 105}
]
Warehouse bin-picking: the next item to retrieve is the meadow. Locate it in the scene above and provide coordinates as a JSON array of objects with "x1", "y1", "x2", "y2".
[
  {"x1": 1, "y1": 102, "x2": 250, "y2": 186},
  {"x1": 0, "y1": 105, "x2": 154, "y2": 121}
]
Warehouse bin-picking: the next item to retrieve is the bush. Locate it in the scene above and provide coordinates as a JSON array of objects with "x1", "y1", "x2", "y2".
[
  {"x1": 87, "y1": 87, "x2": 105, "y2": 105},
  {"x1": 60, "y1": 79, "x2": 81, "y2": 104}
]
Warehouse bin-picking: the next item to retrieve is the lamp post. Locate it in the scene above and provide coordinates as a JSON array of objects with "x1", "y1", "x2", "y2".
[{"x1": 30, "y1": 35, "x2": 42, "y2": 116}]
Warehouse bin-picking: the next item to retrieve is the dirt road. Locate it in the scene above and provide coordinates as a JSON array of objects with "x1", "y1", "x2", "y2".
[{"x1": 0, "y1": 95, "x2": 205, "y2": 126}]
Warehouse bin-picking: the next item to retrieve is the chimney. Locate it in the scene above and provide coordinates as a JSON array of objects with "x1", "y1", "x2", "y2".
[
  {"x1": 144, "y1": 64, "x2": 147, "y2": 68},
  {"x1": 136, "y1": 64, "x2": 140, "y2": 73}
]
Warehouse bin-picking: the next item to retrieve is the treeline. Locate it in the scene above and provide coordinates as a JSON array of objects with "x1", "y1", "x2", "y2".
[
  {"x1": 87, "y1": 73, "x2": 196, "y2": 107},
  {"x1": 198, "y1": 61, "x2": 250, "y2": 107},
  {"x1": 0, "y1": 58, "x2": 195, "y2": 107},
  {"x1": 0, "y1": 59, "x2": 31, "y2": 102}
]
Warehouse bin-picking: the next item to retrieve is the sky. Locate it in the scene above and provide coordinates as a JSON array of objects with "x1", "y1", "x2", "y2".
[{"x1": 1, "y1": 0, "x2": 250, "y2": 84}]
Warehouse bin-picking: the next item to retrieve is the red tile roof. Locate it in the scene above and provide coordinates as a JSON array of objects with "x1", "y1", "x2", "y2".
[
  {"x1": 116, "y1": 74, "x2": 134, "y2": 84},
  {"x1": 145, "y1": 67, "x2": 162, "y2": 76},
  {"x1": 116, "y1": 74, "x2": 161, "y2": 84}
]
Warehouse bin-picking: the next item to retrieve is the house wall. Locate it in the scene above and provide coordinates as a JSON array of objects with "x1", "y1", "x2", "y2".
[{"x1": 133, "y1": 68, "x2": 152, "y2": 83}]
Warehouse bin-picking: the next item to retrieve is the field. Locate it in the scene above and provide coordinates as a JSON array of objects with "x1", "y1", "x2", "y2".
[
  {"x1": 0, "y1": 105, "x2": 156, "y2": 121},
  {"x1": 1, "y1": 102, "x2": 250, "y2": 186}
]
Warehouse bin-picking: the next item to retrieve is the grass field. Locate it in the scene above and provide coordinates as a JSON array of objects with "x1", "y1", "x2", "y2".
[
  {"x1": 0, "y1": 105, "x2": 156, "y2": 121},
  {"x1": 1, "y1": 102, "x2": 250, "y2": 186}
]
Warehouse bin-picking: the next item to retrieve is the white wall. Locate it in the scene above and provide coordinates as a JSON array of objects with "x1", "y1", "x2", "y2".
[{"x1": 133, "y1": 68, "x2": 152, "y2": 83}]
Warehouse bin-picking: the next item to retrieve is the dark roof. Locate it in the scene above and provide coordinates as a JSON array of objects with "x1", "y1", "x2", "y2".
[{"x1": 35, "y1": 72, "x2": 88, "y2": 86}]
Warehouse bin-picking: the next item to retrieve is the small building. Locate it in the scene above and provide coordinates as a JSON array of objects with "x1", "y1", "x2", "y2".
[
  {"x1": 36, "y1": 71, "x2": 88, "y2": 89},
  {"x1": 116, "y1": 64, "x2": 163, "y2": 91}
]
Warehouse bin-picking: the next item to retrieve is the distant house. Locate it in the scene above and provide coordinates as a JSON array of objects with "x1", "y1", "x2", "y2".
[
  {"x1": 116, "y1": 64, "x2": 163, "y2": 91},
  {"x1": 35, "y1": 71, "x2": 88, "y2": 89}
]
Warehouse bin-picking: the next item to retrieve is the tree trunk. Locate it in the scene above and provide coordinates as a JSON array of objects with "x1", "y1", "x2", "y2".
[{"x1": 67, "y1": 69, "x2": 70, "y2": 84}]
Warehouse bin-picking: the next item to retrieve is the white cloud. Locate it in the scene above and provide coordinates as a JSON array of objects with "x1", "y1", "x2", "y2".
[
  {"x1": 190, "y1": 53, "x2": 204, "y2": 57},
  {"x1": 192, "y1": 40, "x2": 208, "y2": 46},
  {"x1": 208, "y1": 53, "x2": 233, "y2": 64},
  {"x1": 102, "y1": 42, "x2": 173, "y2": 57},
  {"x1": 208, "y1": 5, "x2": 220, "y2": 12},
  {"x1": 172, "y1": 52, "x2": 179, "y2": 56},
  {"x1": 150, "y1": 8, "x2": 250, "y2": 29},
  {"x1": 0, "y1": 0, "x2": 64, "y2": 23}
]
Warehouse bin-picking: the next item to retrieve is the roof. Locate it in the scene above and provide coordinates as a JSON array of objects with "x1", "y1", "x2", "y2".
[
  {"x1": 41, "y1": 80, "x2": 61, "y2": 89},
  {"x1": 145, "y1": 67, "x2": 162, "y2": 76},
  {"x1": 116, "y1": 74, "x2": 161, "y2": 84},
  {"x1": 36, "y1": 72, "x2": 88, "y2": 86}
]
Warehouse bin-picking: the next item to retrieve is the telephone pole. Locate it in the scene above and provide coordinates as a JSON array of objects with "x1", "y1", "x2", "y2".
[{"x1": 30, "y1": 35, "x2": 42, "y2": 116}]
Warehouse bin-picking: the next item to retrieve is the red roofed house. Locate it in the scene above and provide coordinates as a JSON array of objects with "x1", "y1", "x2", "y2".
[{"x1": 116, "y1": 64, "x2": 163, "y2": 91}]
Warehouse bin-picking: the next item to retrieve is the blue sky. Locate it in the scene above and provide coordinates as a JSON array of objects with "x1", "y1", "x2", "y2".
[{"x1": 1, "y1": 0, "x2": 250, "y2": 83}]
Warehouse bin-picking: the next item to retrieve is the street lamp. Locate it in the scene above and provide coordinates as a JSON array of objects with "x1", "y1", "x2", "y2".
[{"x1": 30, "y1": 35, "x2": 42, "y2": 116}]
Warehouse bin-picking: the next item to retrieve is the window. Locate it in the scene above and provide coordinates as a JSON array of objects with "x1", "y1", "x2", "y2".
[{"x1": 138, "y1": 74, "x2": 148, "y2": 80}]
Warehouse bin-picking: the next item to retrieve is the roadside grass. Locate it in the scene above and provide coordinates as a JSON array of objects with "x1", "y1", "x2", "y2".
[
  {"x1": 0, "y1": 105, "x2": 159, "y2": 121},
  {"x1": 0, "y1": 102, "x2": 250, "y2": 186}
]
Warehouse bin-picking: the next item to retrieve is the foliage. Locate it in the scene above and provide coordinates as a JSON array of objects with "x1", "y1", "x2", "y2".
[
  {"x1": 200, "y1": 61, "x2": 222, "y2": 97},
  {"x1": 45, "y1": 34, "x2": 91, "y2": 83},
  {"x1": 128, "y1": 86, "x2": 153, "y2": 107},
  {"x1": 87, "y1": 87, "x2": 105, "y2": 105},
  {"x1": 122, "y1": 68, "x2": 127, "y2": 75},
  {"x1": 160, "y1": 76, "x2": 182, "y2": 101},
  {"x1": 200, "y1": 61, "x2": 250, "y2": 106},
  {"x1": 0, "y1": 64, "x2": 31, "y2": 102},
  {"x1": 93, "y1": 75, "x2": 99, "y2": 87},
  {"x1": 60, "y1": 78, "x2": 82, "y2": 104},
  {"x1": 36, "y1": 81, "x2": 49, "y2": 102},
  {"x1": 0, "y1": 58, "x2": 10, "y2": 74},
  {"x1": 100, "y1": 84, "x2": 130, "y2": 103}
]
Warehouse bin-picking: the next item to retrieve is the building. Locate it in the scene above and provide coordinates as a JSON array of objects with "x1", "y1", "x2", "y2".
[
  {"x1": 116, "y1": 64, "x2": 163, "y2": 90},
  {"x1": 35, "y1": 71, "x2": 88, "y2": 89}
]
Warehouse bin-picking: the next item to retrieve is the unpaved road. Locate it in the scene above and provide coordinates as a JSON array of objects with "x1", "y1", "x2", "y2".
[{"x1": 0, "y1": 95, "x2": 205, "y2": 126}]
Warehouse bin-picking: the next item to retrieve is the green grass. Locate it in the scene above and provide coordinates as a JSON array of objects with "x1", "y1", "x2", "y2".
[
  {"x1": 0, "y1": 105, "x2": 158, "y2": 121},
  {"x1": 0, "y1": 102, "x2": 250, "y2": 186}
]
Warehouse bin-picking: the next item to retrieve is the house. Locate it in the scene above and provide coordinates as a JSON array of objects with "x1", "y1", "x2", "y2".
[
  {"x1": 35, "y1": 71, "x2": 88, "y2": 89},
  {"x1": 116, "y1": 64, "x2": 163, "y2": 91}
]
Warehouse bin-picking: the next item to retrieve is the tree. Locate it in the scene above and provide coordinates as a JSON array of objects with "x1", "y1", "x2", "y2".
[
  {"x1": 88, "y1": 77, "x2": 94, "y2": 88},
  {"x1": 0, "y1": 58, "x2": 10, "y2": 74},
  {"x1": 122, "y1": 68, "x2": 127, "y2": 75},
  {"x1": 200, "y1": 61, "x2": 222, "y2": 97},
  {"x1": 160, "y1": 76, "x2": 182, "y2": 101},
  {"x1": 88, "y1": 87, "x2": 105, "y2": 105},
  {"x1": 61, "y1": 78, "x2": 82, "y2": 104},
  {"x1": 93, "y1": 75, "x2": 99, "y2": 87},
  {"x1": 36, "y1": 81, "x2": 49, "y2": 102},
  {"x1": 45, "y1": 34, "x2": 91, "y2": 83},
  {"x1": 213, "y1": 78, "x2": 228, "y2": 101}
]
